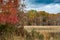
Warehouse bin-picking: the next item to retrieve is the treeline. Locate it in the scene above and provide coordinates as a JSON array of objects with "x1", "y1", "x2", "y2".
[{"x1": 19, "y1": 10, "x2": 60, "y2": 26}]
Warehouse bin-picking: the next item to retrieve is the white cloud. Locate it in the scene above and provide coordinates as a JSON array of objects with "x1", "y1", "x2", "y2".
[
  {"x1": 39, "y1": 4, "x2": 60, "y2": 13},
  {"x1": 25, "y1": 3, "x2": 60, "y2": 14}
]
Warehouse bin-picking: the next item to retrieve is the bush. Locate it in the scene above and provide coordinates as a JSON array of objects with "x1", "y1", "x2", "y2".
[
  {"x1": 24, "y1": 29, "x2": 44, "y2": 40},
  {"x1": 0, "y1": 24, "x2": 16, "y2": 40}
]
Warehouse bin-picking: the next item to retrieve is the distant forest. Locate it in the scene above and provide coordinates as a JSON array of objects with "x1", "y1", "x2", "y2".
[{"x1": 20, "y1": 10, "x2": 60, "y2": 26}]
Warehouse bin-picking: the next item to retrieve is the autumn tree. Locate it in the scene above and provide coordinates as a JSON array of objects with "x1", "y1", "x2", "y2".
[
  {"x1": 48, "y1": 14, "x2": 57, "y2": 25},
  {"x1": 56, "y1": 13, "x2": 60, "y2": 25},
  {"x1": 37, "y1": 11, "x2": 49, "y2": 25},
  {"x1": 0, "y1": 0, "x2": 25, "y2": 40},
  {"x1": 15, "y1": 0, "x2": 26, "y2": 36},
  {"x1": 26, "y1": 10, "x2": 37, "y2": 25}
]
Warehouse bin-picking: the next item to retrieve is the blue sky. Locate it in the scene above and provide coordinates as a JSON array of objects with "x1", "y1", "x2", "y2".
[{"x1": 25, "y1": 0, "x2": 60, "y2": 13}]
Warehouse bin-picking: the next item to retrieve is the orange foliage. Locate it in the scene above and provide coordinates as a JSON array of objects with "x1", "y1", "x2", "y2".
[
  {"x1": 0, "y1": 0, "x2": 19, "y2": 24},
  {"x1": 1, "y1": 0, "x2": 18, "y2": 15},
  {"x1": 0, "y1": 0, "x2": 2, "y2": 4}
]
